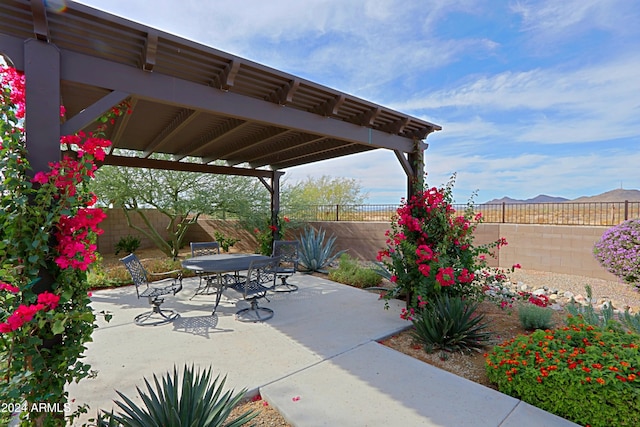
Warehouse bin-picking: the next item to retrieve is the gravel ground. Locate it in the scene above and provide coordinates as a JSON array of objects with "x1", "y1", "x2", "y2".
[{"x1": 509, "y1": 269, "x2": 640, "y2": 313}]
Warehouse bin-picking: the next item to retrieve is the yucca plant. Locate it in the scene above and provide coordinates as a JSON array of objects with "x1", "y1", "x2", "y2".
[
  {"x1": 297, "y1": 226, "x2": 346, "y2": 273},
  {"x1": 412, "y1": 294, "x2": 492, "y2": 354},
  {"x1": 96, "y1": 364, "x2": 257, "y2": 427}
]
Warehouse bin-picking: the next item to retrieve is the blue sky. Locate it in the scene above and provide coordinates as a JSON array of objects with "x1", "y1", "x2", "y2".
[{"x1": 75, "y1": 0, "x2": 640, "y2": 204}]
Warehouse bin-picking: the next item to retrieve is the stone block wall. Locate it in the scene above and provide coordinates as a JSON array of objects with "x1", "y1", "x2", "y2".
[
  {"x1": 495, "y1": 224, "x2": 616, "y2": 281},
  {"x1": 97, "y1": 209, "x2": 173, "y2": 254},
  {"x1": 99, "y1": 211, "x2": 616, "y2": 280}
]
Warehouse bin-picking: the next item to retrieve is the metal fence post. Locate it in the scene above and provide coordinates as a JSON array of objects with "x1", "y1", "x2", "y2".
[
  {"x1": 336, "y1": 204, "x2": 339, "y2": 221},
  {"x1": 625, "y1": 200, "x2": 629, "y2": 221},
  {"x1": 502, "y1": 202, "x2": 506, "y2": 223}
]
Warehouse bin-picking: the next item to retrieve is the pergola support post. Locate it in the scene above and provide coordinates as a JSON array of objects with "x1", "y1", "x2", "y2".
[
  {"x1": 271, "y1": 171, "x2": 282, "y2": 240},
  {"x1": 258, "y1": 171, "x2": 284, "y2": 250},
  {"x1": 396, "y1": 139, "x2": 428, "y2": 201},
  {"x1": 407, "y1": 141, "x2": 426, "y2": 200},
  {"x1": 24, "y1": 39, "x2": 60, "y2": 174}
]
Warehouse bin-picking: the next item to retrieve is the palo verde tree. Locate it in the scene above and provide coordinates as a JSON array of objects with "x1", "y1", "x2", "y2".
[
  {"x1": 284, "y1": 175, "x2": 368, "y2": 208},
  {"x1": 91, "y1": 154, "x2": 256, "y2": 259}
]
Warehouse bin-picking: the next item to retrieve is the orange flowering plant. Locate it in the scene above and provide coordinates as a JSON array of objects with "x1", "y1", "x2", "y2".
[{"x1": 485, "y1": 316, "x2": 640, "y2": 427}]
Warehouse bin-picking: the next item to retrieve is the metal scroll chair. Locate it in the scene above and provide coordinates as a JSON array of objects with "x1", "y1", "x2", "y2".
[
  {"x1": 227, "y1": 257, "x2": 280, "y2": 322},
  {"x1": 190, "y1": 241, "x2": 221, "y2": 298},
  {"x1": 271, "y1": 240, "x2": 300, "y2": 292},
  {"x1": 120, "y1": 253, "x2": 183, "y2": 326}
]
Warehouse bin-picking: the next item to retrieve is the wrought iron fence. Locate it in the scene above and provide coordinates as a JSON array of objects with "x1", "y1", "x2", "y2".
[
  {"x1": 282, "y1": 201, "x2": 640, "y2": 226},
  {"x1": 283, "y1": 204, "x2": 397, "y2": 222}
]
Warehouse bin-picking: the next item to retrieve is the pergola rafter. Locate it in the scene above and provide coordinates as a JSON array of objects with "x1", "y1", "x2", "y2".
[{"x1": 0, "y1": 0, "x2": 441, "y2": 227}]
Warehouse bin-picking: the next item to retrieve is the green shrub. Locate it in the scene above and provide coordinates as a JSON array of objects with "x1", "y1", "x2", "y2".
[
  {"x1": 518, "y1": 304, "x2": 554, "y2": 330},
  {"x1": 328, "y1": 254, "x2": 382, "y2": 288},
  {"x1": 114, "y1": 235, "x2": 141, "y2": 255},
  {"x1": 214, "y1": 231, "x2": 240, "y2": 252},
  {"x1": 96, "y1": 364, "x2": 257, "y2": 427},
  {"x1": 411, "y1": 294, "x2": 492, "y2": 354},
  {"x1": 486, "y1": 317, "x2": 640, "y2": 427},
  {"x1": 297, "y1": 226, "x2": 346, "y2": 273}
]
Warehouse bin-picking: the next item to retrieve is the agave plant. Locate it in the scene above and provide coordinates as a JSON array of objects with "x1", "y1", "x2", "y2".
[
  {"x1": 96, "y1": 364, "x2": 257, "y2": 427},
  {"x1": 412, "y1": 294, "x2": 492, "y2": 354},
  {"x1": 297, "y1": 226, "x2": 346, "y2": 273}
]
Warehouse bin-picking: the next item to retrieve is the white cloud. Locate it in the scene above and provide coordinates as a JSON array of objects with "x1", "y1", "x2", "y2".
[
  {"x1": 394, "y1": 55, "x2": 640, "y2": 145},
  {"x1": 396, "y1": 56, "x2": 640, "y2": 112},
  {"x1": 511, "y1": 0, "x2": 640, "y2": 39}
]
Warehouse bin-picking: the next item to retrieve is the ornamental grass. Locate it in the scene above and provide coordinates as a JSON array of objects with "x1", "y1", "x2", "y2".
[{"x1": 485, "y1": 316, "x2": 640, "y2": 427}]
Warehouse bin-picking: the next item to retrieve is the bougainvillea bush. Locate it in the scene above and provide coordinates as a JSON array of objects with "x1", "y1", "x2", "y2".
[
  {"x1": 1, "y1": 65, "x2": 118, "y2": 425},
  {"x1": 593, "y1": 219, "x2": 640, "y2": 288},
  {"x1": 377, "y1": 176, "x2": 507, "y2": 310},
  {"x1": 486, "y1": 317, "x2": 640, "y2": 427}
]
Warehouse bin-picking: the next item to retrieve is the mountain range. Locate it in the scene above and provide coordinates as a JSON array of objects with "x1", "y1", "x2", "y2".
[{"x1": 484, "y1": 189, "x2": 640, "y2": 204}]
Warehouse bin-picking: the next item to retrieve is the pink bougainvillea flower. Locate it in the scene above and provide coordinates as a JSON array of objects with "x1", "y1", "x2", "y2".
[
  {"x1": 37, "y1": 291, "x2": 60, "y2": 310},
  {"x1": 5, "y1": 304, "x2": 40, "y2": 331},
  {"x1": 0, "y1": 282, "x2": 20, "y2": 293},
  {"x1": 32, "y1": 171, "x2": 49, "y2": 185},
  {"x1": 292, "y1": 396, "x2": 300, "y2": 402}
]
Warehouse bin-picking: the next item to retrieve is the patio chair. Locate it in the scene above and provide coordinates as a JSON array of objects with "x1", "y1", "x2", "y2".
[
  {"x1": 120, "y1": 253, "x2": 183, "y2": 326},
  {"x1": 271, "y1": 240, "x2": 300, "y2": 292},
  {"x1": 227, "y1": 256, "x2": 280, "y2": 322},
  {"x1": 190, "y1": 241, "x2": 221, "y2": 298}
]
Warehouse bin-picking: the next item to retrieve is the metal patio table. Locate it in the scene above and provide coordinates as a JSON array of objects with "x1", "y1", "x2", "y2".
[{"x1": 181, "y1": 253, "x2": 270, "y2": 314}]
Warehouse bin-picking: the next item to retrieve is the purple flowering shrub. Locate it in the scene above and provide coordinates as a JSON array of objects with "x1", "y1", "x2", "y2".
[{"x1": 593, "y1": 219, "x2": 640, "y2": 287}]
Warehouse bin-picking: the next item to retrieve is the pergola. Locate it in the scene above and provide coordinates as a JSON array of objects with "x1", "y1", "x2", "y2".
[{"x1": 0, "y1": 0, "x2": 441, "y2": 223}]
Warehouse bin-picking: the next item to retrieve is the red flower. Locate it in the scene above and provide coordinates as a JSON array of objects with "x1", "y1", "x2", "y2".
[
  {"x1": 458, "y1": 268, "x2": 475, "y2": 284},
  {"x1": 418, "y1": 263, "x2": 431, "y2": 277},
  {"x1": 435, "y1": 267, "x2": 455, "y2": 287}
]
